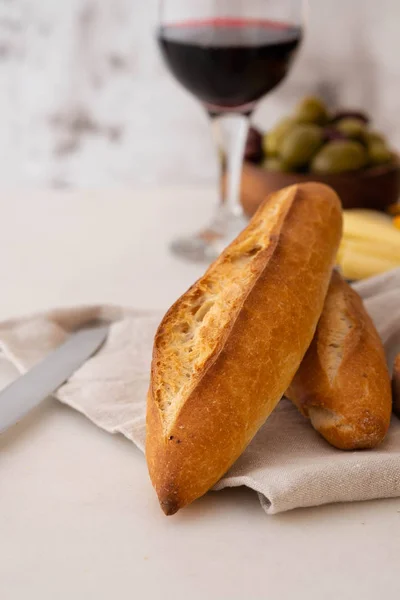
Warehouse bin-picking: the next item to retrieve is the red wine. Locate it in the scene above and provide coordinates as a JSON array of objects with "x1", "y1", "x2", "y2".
[{"x1": 158, "y1": 18, "x2": 302, "y2": 113}]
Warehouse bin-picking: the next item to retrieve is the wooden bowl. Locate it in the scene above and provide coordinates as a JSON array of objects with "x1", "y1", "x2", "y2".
[{"x1": 240, "y1": 160, "x2": 400, "y2": 217}]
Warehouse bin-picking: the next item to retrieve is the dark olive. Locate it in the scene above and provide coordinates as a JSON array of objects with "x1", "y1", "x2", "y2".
[
  {"x1": 331, "y1": 110, "x2": 370, "y2": 125},
  {"x1": 245, "y1": 127, "x2": 263, "y2": 163},
  {"x1": 323, "y1": 126, "x2": 348, "y2": 143}
]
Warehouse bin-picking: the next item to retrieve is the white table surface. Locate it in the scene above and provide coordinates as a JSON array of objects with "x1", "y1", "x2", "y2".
[{"x1": 1, "y1": 187, "x2": 399, "y2": 600}]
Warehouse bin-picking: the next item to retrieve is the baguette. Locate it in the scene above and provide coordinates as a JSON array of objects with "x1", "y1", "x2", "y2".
[
  {"x1": 393, "y1": 353, "x2": 400, "y2": 418},
  {"x1": 146, "y1": 183, "x2": 342, "y2": 515},
  {"x1": 287, "y1": 270, "x2": 392, "y2": 449}
]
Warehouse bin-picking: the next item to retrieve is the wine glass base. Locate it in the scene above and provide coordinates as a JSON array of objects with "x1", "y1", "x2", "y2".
[{"x1": 170, "y1": 211, "x2": 249, "y2": 263}]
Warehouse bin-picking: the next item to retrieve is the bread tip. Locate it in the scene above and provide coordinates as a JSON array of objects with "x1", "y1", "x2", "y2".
[{"x1": 160, "y1": 497, "x2": 180, "y2": 516}]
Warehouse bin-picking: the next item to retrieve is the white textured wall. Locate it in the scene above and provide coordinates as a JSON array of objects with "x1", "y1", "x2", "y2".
[{"x1": 0, "y1": 0, "x2": 399, "y2": 188}]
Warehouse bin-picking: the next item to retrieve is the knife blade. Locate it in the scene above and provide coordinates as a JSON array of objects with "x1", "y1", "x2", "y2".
[{"x1": 0, "y1": 323, "x2": 109, "y2": 434}]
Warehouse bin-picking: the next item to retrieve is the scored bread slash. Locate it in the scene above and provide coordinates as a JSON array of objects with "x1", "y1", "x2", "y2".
[
  {"x1": 393, "y1": 354, "x2": 400, "y2": 418},
  {"x1": 146, "y1": 182, "x2": 342, "y2": 515}
]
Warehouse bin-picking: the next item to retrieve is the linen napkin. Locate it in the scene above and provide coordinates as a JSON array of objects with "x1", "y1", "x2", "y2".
[{"x1": 1, "y1": 270, "x2": 399, "y2": 514}]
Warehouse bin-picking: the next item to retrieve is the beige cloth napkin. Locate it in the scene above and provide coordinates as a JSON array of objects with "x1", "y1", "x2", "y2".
[{"x1": 1, "y1": 270, "x2": 400, "y2": 514}]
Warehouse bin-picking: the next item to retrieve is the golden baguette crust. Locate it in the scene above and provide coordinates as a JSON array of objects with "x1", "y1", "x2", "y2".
[
  {"x1": 393, "y1": 353, "x2": 400, "y2": 418},
  {"x1": 287, "y1": 270, "x2": 392, "y2": 449},
  {"x1": 146, "y1": 183, "x2": 342, "y2": 515}
]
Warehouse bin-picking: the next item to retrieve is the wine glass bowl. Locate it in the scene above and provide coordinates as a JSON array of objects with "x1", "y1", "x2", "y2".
[
  {"x1": 158, "y1": 1, "x2": 305, "y2": 261},
  {"x1": 158, "y1": 18, "x2": 302, "y2": 114}
]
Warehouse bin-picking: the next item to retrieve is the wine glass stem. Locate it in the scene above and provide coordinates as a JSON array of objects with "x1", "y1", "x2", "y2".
[{"x1": 210, "y1": 113, "x2": 250, "y2": 218}]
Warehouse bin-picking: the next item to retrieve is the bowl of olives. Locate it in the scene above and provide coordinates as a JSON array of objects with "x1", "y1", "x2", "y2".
[{"x1": 241, "y1": 96, "x2": 400, "y2": 217}]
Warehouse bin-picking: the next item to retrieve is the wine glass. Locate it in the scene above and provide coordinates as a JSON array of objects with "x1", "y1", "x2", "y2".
[{"x1": 158, "y1": 0, "x2": 305, "y2": 261}]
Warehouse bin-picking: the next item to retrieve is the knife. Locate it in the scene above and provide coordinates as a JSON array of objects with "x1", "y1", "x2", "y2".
[{"x1": 0, "y1": 323, "x2": 109, "y2": 434}]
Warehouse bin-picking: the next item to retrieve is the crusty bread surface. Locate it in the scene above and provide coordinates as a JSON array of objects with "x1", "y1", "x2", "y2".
[
  {"x1": 393, "y1": 353, "x2": 400, "y2": 418},
  {"x1": 287, "y1": 270, "x2": 392, "y2": 449},
  {"x1": 146, "y1": 183, "x2": 342, "y2": 515}
]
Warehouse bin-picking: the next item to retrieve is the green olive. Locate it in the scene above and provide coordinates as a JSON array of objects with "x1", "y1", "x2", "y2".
[
  {"x1": 364, "y1": 130, "x2": 387, "y2": 146},
  {"x1": 262, "y1": 157, "x2": 289, "y2": 172},
  {"x1": 335, "y1": 118, "x2": 366, "y2": 140},
  {"x1": 280, "y1": 124, "x2": 324, "y2": 169},
  {"x1": 368, "y1": 141, "x2": 392, "y2": 166},
  {"x1": 311, "y1": 141, "x2": 368, "y2": 174},
  {"x1": 294, "y1": 96, "x2": 330, "y2": 125},
  {"x1": 263, "y1": 117, "x2": 297, "y2": 157}
]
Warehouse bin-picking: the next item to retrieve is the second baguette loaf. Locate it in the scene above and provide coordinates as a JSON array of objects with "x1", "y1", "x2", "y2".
[
  {"x1": 287, "y1": 270, "x2": 392, "y2": 449},
  {"x1": 146, "y1": 183, "x2": 342, "y2": 515}
]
